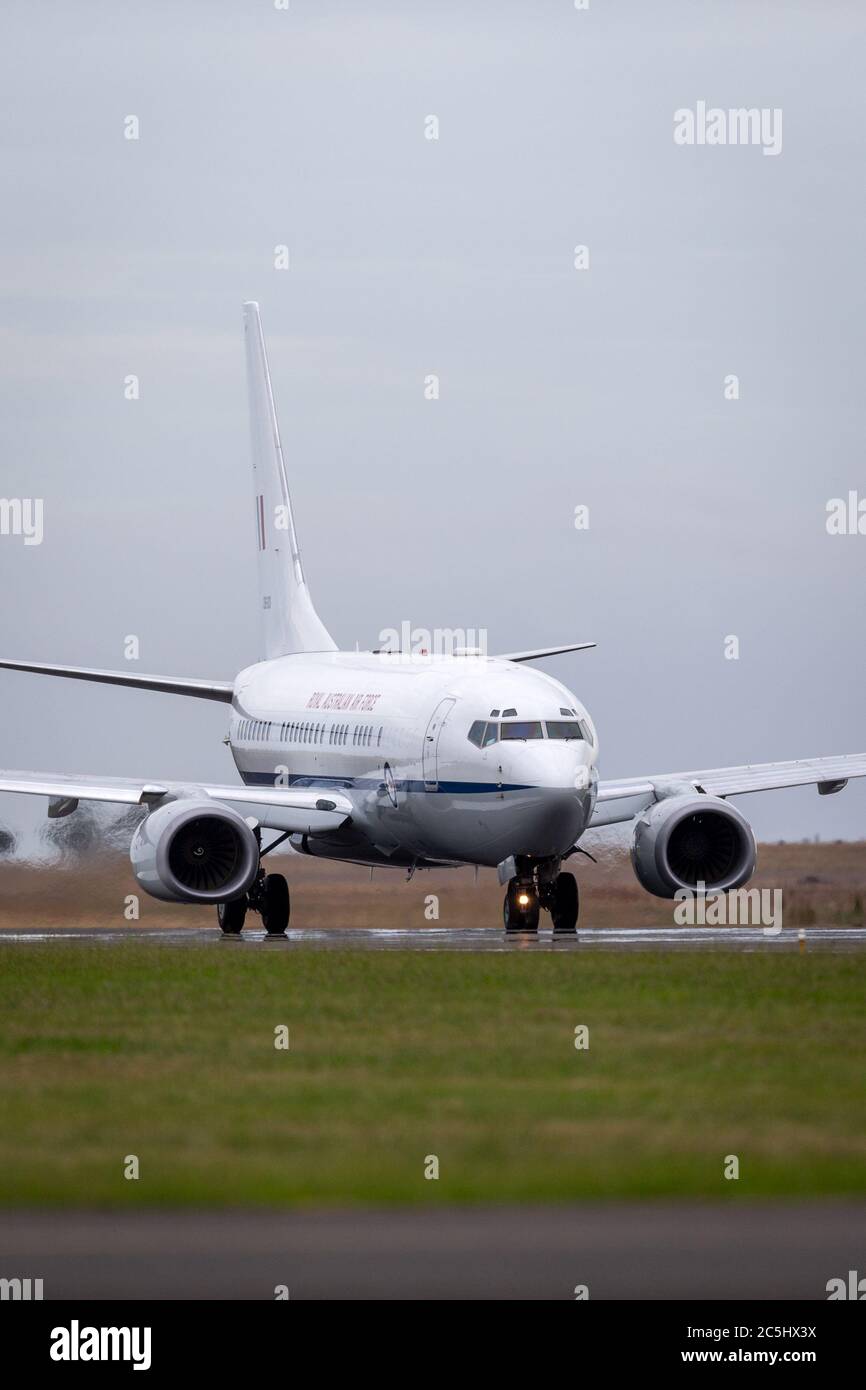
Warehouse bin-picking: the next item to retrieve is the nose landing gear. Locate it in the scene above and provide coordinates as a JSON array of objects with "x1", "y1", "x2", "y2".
[
  {"x1": 503, "y1": 879, "x2": 540, "y2": 933},
  {"x1": 546, "y1": 870, "x2": 579, "y2": 935},
  {"x1": 502, "y1": 860, "x2": 579, "y2": 936}
]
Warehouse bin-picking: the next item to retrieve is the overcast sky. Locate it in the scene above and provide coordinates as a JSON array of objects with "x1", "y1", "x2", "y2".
[{"x1": 1, "y1": 0, "x2": 865, "y2": 847}]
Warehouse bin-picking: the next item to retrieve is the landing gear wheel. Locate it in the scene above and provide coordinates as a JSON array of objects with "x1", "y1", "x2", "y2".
[
  {"x1": 550, "y1": 871, "x2": 579, "y2": 935},
  {"x1": 503, "y1": 880, "x2": 540, "y2": 934},
  {"x1": 217, "y1": 897, "x2": 247, "y2": 935},
  {"x1": 260, "y1": 873, "x2": 290, "y2": 935}
]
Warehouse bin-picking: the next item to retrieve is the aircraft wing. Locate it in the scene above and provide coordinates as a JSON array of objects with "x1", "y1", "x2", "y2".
[
  {"x1": 0, "y1": 659, "x2": 233, "y2": 702},
  {"x1": 590, "y1": 753, "x2": 866, "y2": 828},
  {"x1": 497, "y1": 643, "x2": 596, "y2": 662},
  {"x1": 0, "y1": 769, "x2": 353, "y2": 833}
]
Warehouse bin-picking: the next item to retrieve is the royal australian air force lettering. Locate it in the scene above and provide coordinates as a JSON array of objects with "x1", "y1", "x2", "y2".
[{"x1": 227, "y1": 652, "x2": 598, "y2": 869}]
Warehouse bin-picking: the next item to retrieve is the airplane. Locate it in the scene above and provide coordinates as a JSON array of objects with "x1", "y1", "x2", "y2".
[{"x1": 2, "y1": 301, "x2": 866, "y2": 936}]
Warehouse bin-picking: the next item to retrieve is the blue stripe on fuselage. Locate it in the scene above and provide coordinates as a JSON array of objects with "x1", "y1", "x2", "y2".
[{"x1": 237, "y1": 769, "x2": 532, "y2": 794}]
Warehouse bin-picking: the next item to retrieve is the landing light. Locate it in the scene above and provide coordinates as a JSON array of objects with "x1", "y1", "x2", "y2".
[{"x1": 517, "y1": 892, "x2": 530, "y2": 906}]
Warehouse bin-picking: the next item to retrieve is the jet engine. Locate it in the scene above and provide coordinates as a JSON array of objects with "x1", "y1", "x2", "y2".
[
  {"x1": 631, "y1": 794, "x2": 756, "y2": 898},
  {"x1": 130, "y1": 799, "x2": 259, "y2": 903}
]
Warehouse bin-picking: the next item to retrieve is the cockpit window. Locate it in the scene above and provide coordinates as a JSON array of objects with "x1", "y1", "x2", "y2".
[
  {"x1": 500, "y1": 720, "x2": 544, "y2": 741},
  {"x1": 545, "y1": 720, "x2": 585, "y2": 741},
  {"x1": 467, "y1": 720, "x2": 486, "y2": 748},
  {"x1": 482, "y1": 722, "x2": 499, "y2": 747}
]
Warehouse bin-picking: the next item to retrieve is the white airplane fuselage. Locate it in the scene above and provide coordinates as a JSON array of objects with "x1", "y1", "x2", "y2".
[{"x1": 231, "y1": 652, "x2": 598, "y2": 869}]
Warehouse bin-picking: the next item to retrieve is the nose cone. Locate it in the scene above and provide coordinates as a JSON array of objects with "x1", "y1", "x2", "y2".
[
  {"x1": 500, "y1": 743, "x2": 595, "y2": 856},
  {"x1": 501, "y1": 739, "x2": 594, "y2": 792},
  {"x1": 517, "y1": 786, "x2": 589, "y2": 855}
]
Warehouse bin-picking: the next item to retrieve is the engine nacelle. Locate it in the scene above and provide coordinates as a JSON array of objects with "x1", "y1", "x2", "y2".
[
  {"x1": 130, "y1": 799, "x2": 259, "y2": 904},
  {"x1": 631, "y1": 794, "x2": 756, "y2": 899}
]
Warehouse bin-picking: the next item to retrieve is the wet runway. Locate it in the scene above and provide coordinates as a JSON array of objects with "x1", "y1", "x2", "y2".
[
  {"x1": 1, "y1": 1202, "x2": 861, "y2": 1299},
  {"x1": 1, "y1": 924, "x2": 865, "y2": 951}
]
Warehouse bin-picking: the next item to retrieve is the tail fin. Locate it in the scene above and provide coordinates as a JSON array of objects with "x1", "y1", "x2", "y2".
[{"x1": 242, "y1": 301, "x2": 337, "y2": 658}]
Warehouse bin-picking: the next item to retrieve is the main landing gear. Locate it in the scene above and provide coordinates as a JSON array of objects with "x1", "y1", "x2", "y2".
[
  {"x1": 503, "y1": 860, "x2": 579, "y2": 936},
  {"x1": 218, "y1": 870, "x2": 290, "y2": 936},
  {"x1": 218, "y1": 830, "x2": 291, "y2": 936}
]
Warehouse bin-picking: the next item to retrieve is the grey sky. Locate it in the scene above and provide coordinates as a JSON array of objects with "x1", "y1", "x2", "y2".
[{"x1": 1, "y1": 0, "x2": 865, "y2": 845}]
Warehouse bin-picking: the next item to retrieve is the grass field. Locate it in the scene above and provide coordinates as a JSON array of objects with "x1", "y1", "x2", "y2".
[{"x1": 0, "y1": 945, "x2": 864, "y2": 1206}]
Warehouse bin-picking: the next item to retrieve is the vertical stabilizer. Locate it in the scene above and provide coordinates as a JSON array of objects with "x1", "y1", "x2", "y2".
[{"x1": 242, "y1": 301, "x2": 337, "y2": 657}]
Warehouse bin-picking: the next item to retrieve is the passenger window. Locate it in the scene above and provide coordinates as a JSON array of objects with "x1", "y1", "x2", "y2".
[
  {"x1": 500, "y1": 721, "x2": 544, "y2": 740},
  {"x1": 545, "y1": 720, "x2": 584, "y2": 741},
  {"x1": 482, "y1": 722, "x2": 499, "y2": 747},
  {"x1": 467, "y1": 720, "x2": 486, "y2": 747}
]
